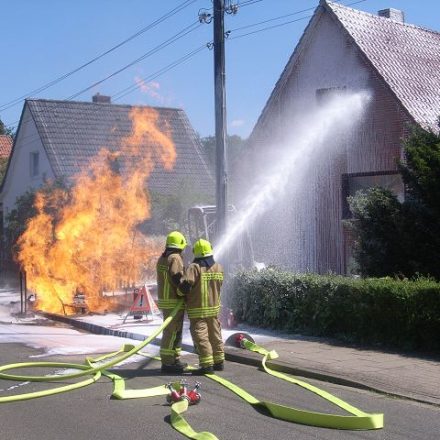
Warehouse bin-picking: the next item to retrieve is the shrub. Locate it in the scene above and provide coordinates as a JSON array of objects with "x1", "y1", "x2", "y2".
[{"x1": 229, "y1": 269, "x2": 440, "y2": 352}]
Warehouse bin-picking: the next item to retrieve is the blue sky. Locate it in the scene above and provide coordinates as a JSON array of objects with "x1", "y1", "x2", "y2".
[{"x1": 1, "y1": 0, "x2": 439, "y2": 138}]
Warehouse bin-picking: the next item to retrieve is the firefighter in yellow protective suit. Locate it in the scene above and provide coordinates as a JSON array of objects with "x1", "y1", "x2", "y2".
[
  {"x1": 156, "y1": 231, "x2": 187, "y2": 373},
  {"x1": 180, "y1": 238, "x2": 224, "y2": 375}
]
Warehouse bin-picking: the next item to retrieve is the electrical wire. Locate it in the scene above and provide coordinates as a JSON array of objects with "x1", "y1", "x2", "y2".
[
  {"x1": 4, "y1": 46, "x2": 209, "y2": 157},
  {"x1": 3, "y1": 21, "x2": 205, "y2": 149},
  {"x1": 66, "y1": 21, "x2": 202, "y2": 101},
  {"x1": 229, "y1": 5, "x2": 318, "y2": 33},
  {"x1": 2, "y1": 0, "x2": 369, "y2": 150},
  {"x1": 0, "y1": 0, "x2": 198, "y2": 113},
  {"x1": 228, "y1": 0, "x2": 367, "y2": 40},
  {"x1": 238, "y1": 0, "x2": 264, "y2": 7},
  {"x1": 112, "y1": 44, "x2": 207, "y2": 102}
]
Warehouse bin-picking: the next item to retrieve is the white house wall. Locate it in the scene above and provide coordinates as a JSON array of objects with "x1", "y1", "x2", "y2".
[
  {"x1": 247, "y1": 11, "x2": 409, "y2": 273},
  {"x1": 1, "y1": 106, "x2": 54, "y2": 223}
]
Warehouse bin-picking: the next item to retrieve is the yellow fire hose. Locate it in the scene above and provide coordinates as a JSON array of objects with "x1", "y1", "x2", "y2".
[
  {"x1": 0, "y1": 300, "x2": 383, "y2": 438},
  {"x1": 206, "y1": 338, "x2": 383, "y2": 430}
]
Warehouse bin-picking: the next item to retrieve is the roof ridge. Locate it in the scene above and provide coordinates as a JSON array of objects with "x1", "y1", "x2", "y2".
[
  {"x1": 325, "y1": 0, "x2": 440, "y2": 37},
  {"x1": 25, "y1": 98, "x2": 183, "y2": 113}
]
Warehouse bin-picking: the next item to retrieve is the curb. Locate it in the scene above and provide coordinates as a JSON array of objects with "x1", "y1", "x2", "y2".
[
  {"x1": 41, "y1": 312, "x2": 196, "y2": 352},
  {"x1": 41, "y1": 312, "x2": 439, "y2": 407}
]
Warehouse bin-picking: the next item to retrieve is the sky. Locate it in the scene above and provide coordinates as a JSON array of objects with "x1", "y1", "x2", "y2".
[{"x1": 1, "y1": 0, "x2": 440, "y2": 139}]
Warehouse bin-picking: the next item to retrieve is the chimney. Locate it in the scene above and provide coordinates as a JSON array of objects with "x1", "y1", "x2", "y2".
[
  {"x1": 378, "y1": 8, "x2": 405, "y2": 23},
  {"x1": 92, "y1": 93, "x2": 111, "y2": 104}
]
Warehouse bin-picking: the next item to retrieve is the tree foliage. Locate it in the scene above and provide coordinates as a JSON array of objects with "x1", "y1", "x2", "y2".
[
  {"x1": 347, "y1": 125, "x2": 440, "y2": 279},
  {"x1": 0, "y1": 118, "x2": 15, "y2": 138},
  {"x1": 0, "y1": 118, "x2": 14, "y2": 183},
  {"x1": 0, "y1": 157, "x2": 8, "y2": 184},
  {"x1": 2, "y1": 179, "x2": 69, "y2": 263},
  {"x1": 145, "y1": 179, "x2": 214, "y2": 235},
  {"x1": 199, "y1": 134, "x2": 247, "y2": 170}
]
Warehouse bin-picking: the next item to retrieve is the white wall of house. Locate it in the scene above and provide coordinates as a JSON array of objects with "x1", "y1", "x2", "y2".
[
  {"x1": 0, "y1": 106, "x2": 55, "y2": 223},
  {"x1": 247, "y1": 11, "x2": 408, "y2": 274}
]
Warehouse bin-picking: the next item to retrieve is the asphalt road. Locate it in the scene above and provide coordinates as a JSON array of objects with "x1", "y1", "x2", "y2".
[{"x1": 0, "y1": 343, "x2": 439, "y2": 440}]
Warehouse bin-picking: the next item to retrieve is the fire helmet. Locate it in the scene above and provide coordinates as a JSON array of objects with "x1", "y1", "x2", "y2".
[
  {"x1": 193, "y1": 238, "x2": 213, "y2": 258},
  {"x1": 166, "y1": 231, "x2": 187, "y2": 250}
]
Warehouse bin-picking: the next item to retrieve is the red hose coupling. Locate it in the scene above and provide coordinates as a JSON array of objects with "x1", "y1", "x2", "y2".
[
  {"x1": 179, "y1": 379, "x2": 189, "y2": 401},
  {"x1": 166, "y1": 383, "x2": 181, "y2": 403},
  {"x1": 187, "y1": 381, "x2": 201, "y2": 405},
  {"x1": 235, "y1": 333, "x2": 246, "y2": 348}
]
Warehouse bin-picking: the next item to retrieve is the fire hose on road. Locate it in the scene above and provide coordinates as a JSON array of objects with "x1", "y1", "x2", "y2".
[{"x1": 0, "y1": 300, "x2": 384, "y2": 438}]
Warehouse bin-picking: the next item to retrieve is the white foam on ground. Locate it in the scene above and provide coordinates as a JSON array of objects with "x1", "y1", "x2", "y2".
[{"x1": 0, "y1": 288, "x2": 284, "y2": 359}]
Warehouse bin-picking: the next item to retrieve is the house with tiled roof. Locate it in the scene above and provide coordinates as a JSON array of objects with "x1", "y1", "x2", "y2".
[
  {"x1": 247, "y1": 0, "x2": 440, "y2": 274},
  {"x1": 0, "y1": 95, "x2": 213, "y2": 236},
  {"x1": 0, "y1": 135, "x2": 12, "y2": 158}
]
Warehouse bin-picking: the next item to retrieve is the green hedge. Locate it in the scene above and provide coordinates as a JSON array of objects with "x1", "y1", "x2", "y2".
[{"x1": 227, "y1": 269, "x2": 440, "y2": 352}]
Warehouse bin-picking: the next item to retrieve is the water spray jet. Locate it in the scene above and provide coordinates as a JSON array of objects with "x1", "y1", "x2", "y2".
[{"x1": 215, "y1": 91, "x2": 372, "y2": 269}]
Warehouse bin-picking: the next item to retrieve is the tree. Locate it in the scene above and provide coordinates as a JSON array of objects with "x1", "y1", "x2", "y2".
[
  {"x1": 199, "y1": 134, "x2": 248, "y2": 204},
  {"x1": 400, "y1": 126, "x2": 440, "y2": 215},
  {"x1": 0, "y1": 118, "x2": 14, "y2": 183},
  {"x1": 0, "y1": 118, "x2": 15, "y2": 138},
  {"x1": 0, "y1": 157, "x2": 8, "y2": 183},
  {"x1": 199, "y1": 134, "x2": 247, "y2": 170},
  {"x1": 2, "y1": 179, "x2": 69, "y2": 264},
  {"x1": 347, "y1": 125, "x2": 440, "y2": 279}
]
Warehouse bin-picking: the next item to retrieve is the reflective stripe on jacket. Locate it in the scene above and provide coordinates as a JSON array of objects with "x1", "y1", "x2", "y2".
[
  {"x1": 184, "y1": 262, "x2": 224, "y2": 319},
  {"x1": 156, "y1": 253, "x2": 185, "y2": 310}
]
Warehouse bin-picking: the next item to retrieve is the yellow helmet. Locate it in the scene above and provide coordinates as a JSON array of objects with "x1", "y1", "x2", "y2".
[
  {"x1": 166, "y1": 231, "x2": 187, "y2": 250},
  {"x1": 193, "y1": 238, "x2": 213, "y2": 258}
]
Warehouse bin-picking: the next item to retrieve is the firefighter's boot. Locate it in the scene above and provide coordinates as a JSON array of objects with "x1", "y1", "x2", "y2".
[{"x1": 161, "y1": 360, "x2": 188, "y2": 373}]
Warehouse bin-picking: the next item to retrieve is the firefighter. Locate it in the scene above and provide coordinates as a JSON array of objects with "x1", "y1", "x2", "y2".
[
  {"x1": 157, "y1": 230, "x2": 187, "y2": 373},
  {"x1": 180, "y1": 238, "x2": 224, "y2": 375}
]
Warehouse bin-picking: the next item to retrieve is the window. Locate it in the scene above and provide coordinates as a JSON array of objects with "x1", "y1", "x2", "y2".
[
  {"x1": 342, "y1": 171, "x2": 404, "y2": 218},
  {"x1": 30, "y1": 152, "x2": 39, "y2": 177},
  {"x1": 316, "y1": 86, "x2": 347, "y2": 105}
]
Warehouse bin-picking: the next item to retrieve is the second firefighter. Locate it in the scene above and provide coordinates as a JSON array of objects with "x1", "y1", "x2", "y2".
[{"x1": 180, "y1": 238, "x2": 225, "y2": 375}]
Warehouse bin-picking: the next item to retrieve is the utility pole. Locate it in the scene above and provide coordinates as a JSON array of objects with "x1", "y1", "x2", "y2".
[{"x1": 213, "y1": 0, "x2": 228, "y2": 242}]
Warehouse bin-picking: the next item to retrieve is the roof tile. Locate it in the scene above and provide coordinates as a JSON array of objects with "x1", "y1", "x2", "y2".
[
  {"x1": 0, "y1": 135, "x2": 12, "y2": 157},
  {"x1": 26, "y1": 99, "x2": 214, "y2": 195},
  {"x1": 327, "y1": 1, "x2": 440, "y2": 130}
]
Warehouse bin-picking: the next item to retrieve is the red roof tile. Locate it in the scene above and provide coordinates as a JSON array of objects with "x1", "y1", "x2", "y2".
[{"x1": 0, "y1": 135, "x2": 12, "y2": 157}]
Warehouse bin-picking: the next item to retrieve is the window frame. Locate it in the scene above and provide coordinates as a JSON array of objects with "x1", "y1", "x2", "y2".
[
  {"x1": 341, "y1": 170, "x2": 403, "y2": 219},
  {"x1": 30, "y1": 151, "x2": 40, "y2": 178}
]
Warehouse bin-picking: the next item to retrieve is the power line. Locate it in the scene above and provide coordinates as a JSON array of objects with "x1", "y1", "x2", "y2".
[
  {"x1": 4, "y1": 0, "x2": 369, "y2": 137},
  {"x1": 229, "y1": 4, "x2": 318, "y2": 33},
  {"x1": 229, "y1": 14, "x2": 313, "y2": 40},
  {"x1": 4, "y1": 20, "x2": 203, "y2": 130},
  {"x1": 238, "y1": 0, "x2": 264, "y2": 7},
  {"x1": 229, "y1": 0, "x2": 367, "y2": 40},
  {"x1": 9, "y1": 44, "x2": 209, "y2": 151},
  {"x1": 5, "y1": 22, "x2": 205, "y2": 148},
  {"x1": 0, "y1": 0, "x2": 197, "y2": 113},
  {"x1": 0, "y1": 43, "x2": 210, "y2": 180},
  {"x1": 66, "y1": 21, "x2": 202, "y2": 101},
  {"x1": 113, "y1": 44, "x2": 208, "y2": 102}
]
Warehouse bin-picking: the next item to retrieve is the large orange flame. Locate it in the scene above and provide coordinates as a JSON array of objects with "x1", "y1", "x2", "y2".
[{"x1": 16, "y1": 107, "x2": 175, "y2": 314}]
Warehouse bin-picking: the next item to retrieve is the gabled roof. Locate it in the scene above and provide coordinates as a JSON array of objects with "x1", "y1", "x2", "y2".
[
  {"x1": 251, "y1": 0, "x2": 440, "y2": 138},
  {"x1": 0, "y1": 135, "x2": 12, "y2": 158},
  {"x1": 325, "y1": 1, "x2": 440, "y2": 131},
  {"x1": 25, "y1": 99, "x2": 213, "y2": 194}
]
